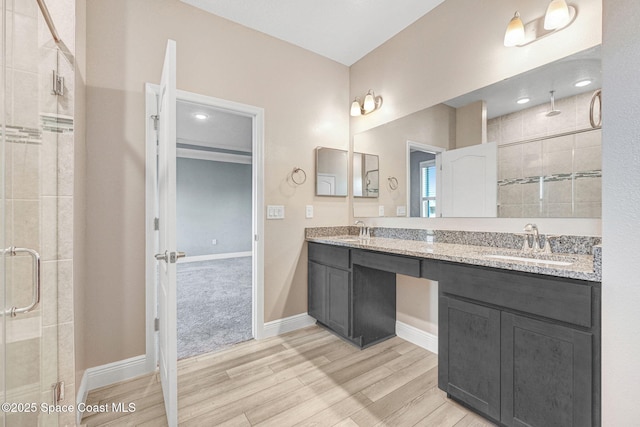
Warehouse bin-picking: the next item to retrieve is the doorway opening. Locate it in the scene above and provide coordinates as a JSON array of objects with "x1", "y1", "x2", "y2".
[
  {"x1": 406, "y1": 141, "x2": 444, "y2": 218},
  {"x1": 144, "y1": 86, "x2": 265, "y2": 370},
  {"x1": 175, "y1": 99, "x2": 254, "y2": 359}
]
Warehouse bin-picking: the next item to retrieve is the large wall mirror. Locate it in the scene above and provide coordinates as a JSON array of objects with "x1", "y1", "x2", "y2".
[
  {"x1": 353, "y1": 45, "x2": 602, "y2": 218},
  {"x1": 316, "y1": 147, "x2": 348, "y2": 196}
]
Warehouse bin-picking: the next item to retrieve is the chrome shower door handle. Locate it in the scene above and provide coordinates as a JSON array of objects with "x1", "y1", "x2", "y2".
[{"x1": 3, "y1": 247, "x2": 41, "y2": 317}]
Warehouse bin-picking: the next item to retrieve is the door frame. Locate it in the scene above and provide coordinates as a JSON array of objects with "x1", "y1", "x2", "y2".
[
  {"x1": 406, "y1": 141, "x2": 444, "y2": 218},
  {"x1": 145, "y1": 85, "x2": 265, "y2": 370}
]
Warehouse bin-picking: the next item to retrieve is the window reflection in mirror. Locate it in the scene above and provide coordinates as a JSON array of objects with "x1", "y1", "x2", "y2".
[
  {"x1": 316, "y1": 147, "x2": 348, "y2": 197},
  {"x1": 353, "y1": 152, "x2": 379, "y2": 198}
]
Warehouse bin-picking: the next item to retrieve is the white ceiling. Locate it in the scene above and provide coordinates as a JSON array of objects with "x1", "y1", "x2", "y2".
[
  {"x1": 179, "y1": 0, "x2": 445, "y2": 66},
  {"x1": 446, "y1": 45, "x2": 601, "y2": 119},
  {"x1": 177, "y1": 100, "x2": 253, "y2": 152}
]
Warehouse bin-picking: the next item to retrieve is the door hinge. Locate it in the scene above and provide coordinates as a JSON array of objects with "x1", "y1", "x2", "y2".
[
  {"x1": 154, "y1": 217, "x2": 160, "y2": 231},
  {"x1": 51, "y1": 381, "x2": 64, "y2": 404},
  {"x1": 254, "y1": 234, "x2": 259, "y2": 241},
  {"x1": 154, "y1": 317, "x2": 160, "y2": 331},
  {"x1": 151, "y1": 114, "x2": 159, "y2": 130},
  {"x1": 51, "y1": 70, "x2": 64, "y2": 96}
]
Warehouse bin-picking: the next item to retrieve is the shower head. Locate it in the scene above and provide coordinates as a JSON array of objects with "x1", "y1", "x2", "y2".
[{"x1": 546, "y1": 90, "x2": 561, "y2": 117}]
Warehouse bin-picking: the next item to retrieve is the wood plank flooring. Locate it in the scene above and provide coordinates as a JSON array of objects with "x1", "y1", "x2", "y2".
[{"x1": 82, "y1": 325, "x2": 496, "y2": 427}]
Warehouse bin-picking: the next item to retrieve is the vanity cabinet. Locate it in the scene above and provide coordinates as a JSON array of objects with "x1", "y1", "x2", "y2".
[
  {"x1": 307, "y1": 242, "x2": 399, "y2": 347},
  {"x1": 438, "y1": 261, "x2": 600, "y2": 427},
  {"x1": 308, "y1": 243, "x2": 351, "y2": 337}
]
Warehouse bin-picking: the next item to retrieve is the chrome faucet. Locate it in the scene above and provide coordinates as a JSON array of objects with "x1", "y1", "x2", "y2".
[
  {"x1": 523, "y1": 223, "x2": 542, "y2": 252},
  {"x1": 355, "y1": 220, "x2": 369, "y2": 239}
]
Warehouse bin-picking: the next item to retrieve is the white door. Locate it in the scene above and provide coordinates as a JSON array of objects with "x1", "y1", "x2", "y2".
[
  {"x1": 441, "y1": 142, "x2": 497, "y2": 217},
  {"x1": 156, "y1": 39, "x2": 179, "y2": 427}
]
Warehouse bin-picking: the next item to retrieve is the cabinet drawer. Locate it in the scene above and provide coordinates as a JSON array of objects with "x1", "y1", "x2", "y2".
[
  {"x1": 308, "y1": 242, "x2": 350, "y2": 270},
  {"x1": 440, "y1": 263, "x2": 593, "y2": 327},
  {"x1": 352, "y1": 250, "x2": 421, "y2": 277}
]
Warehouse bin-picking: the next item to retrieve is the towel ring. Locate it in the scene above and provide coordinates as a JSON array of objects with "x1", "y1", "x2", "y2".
[
  {"x1": 291, "y1": 167, "x2": 307, "y2": 185},
  {"x1": 589, "y1": 89, "x2": 602, "y2": 129},
  {"x1": 388, "y1": 176, "x2": 398, "y2": 190}
]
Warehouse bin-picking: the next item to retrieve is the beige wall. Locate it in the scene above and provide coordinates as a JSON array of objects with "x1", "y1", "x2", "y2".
[
  {"x1": 349, "y1": 0, "x2": 602, "y2": 335},
  {"x1": 352, "y1": 103, "x2": 455, "y2": 217},
  {"x1": 84, "y1": 0, "x2": 349, "y2": 367},
  {"x1": 455, "y1": 101, "x2": 486, "y2": 148}
]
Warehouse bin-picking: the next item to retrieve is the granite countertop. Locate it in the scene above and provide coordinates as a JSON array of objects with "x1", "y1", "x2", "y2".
[{"x1": 307, "y1": 234, "x2": 601, "y2": 283}]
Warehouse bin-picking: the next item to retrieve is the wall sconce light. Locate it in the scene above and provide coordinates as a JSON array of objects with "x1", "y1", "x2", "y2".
[
  {"x1": 350, "y1": 90, "x2": 383, "y2": 116},
  {"x1": 504, "y1": 0, "x2": 576, "y2": 47}
]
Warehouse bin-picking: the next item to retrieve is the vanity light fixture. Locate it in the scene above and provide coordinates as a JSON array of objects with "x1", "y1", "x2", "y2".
[
  {"x1": 193, "y1": 113, "x2": 209, "y2": 120},
  {"x1": 517, "y1": 97, "x2": 531, "y2": 105},
  {"x1": 504, "y1": 1, "x2": 576, "y2": 47},
  {"x1": 350, "y1": 90, "x2": 383, "y2": 116},
  {"x1": 504, "y1": 12, "x2": 525, "y2": 47},
  {"x1": 575, "y1": 79, "x2": 592, "y2": 88},
  {"x1": 544, "y1": 0, "x2": 570, "y2": 30}
]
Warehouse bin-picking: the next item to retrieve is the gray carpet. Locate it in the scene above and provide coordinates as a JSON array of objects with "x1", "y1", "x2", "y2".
[{"x1": 177, "y1": 257, "x2": 252, "y2": 360}]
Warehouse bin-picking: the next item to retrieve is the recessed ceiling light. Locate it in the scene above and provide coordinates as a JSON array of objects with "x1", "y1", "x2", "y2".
[
  {"x1": 517, "y1": 97, "x2": 530, "y2": 105},
  {"x1": 193, "y1": 113, "x2": 209, "y2": 120},
  {"x1": 574, "y1": 79, "x2": 592, "y2": 88}
]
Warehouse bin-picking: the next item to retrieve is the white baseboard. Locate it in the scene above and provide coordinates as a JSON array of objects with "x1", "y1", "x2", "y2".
[
  {"x1": 261, "y1": 313, "x2": 316, "y2": 339},
  {"x1": 396, "y1": 321, "x2": 438, "y2": 354},
  {"x1": 177, "y1": 251, "x2": 252, "y2": 263},
  {"x1": 76, "y1": 355, "x2": 151, "y2": 425}
]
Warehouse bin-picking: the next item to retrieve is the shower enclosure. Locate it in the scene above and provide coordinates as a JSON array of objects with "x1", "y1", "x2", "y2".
[{"x1": 1, "y1": 0, "x2": 73, "y2": 425}]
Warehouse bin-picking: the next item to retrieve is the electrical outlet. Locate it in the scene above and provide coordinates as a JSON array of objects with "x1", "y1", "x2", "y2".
[
  {"x1": 305, "y1": 205, "x2": 313, "y2": 219},
  {"x1": 378, "y1": 205, "x2": 385, "y2": 217},
  {"x1": 396, "y1": 206, "x2": 406, "y2": 216},
  {"x1": 212, "y1": 239, "x2": 217, "y2": 245}
]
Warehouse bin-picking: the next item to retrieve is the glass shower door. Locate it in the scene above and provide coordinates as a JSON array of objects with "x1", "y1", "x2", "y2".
[{"x1": 2, "y1": 0, "x2": 61, "y2": 425}]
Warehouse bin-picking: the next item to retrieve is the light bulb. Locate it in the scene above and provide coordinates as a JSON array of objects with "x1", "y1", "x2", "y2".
[
  {"x1": 363, "y1": 91, "x2": 376, "y2": 113},
  {"x1": 350, "y1": 100, "x2": 362, "y2": 116},
  {"x1": 504, "y1": 12, "x2": 525, "y2": 47},
  {"x1": 544, "y1": 0, "x2": 570, "y2": 30}
]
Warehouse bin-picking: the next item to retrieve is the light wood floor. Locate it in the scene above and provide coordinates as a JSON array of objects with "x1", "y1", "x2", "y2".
[{"x1": 82, "y1": 325, "x2": 496, "y2": 427}]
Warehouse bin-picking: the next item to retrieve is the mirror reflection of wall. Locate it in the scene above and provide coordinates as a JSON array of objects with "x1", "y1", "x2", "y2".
[
  {"x1": 353, "y1": 45, "x2": 601, "y2": 219},
  {"x1": 316, "y1": 147, "x2": 348, "y2": 197},
  {"x1": 353, "y1": 152, "x2": 380, "y2": 198}
]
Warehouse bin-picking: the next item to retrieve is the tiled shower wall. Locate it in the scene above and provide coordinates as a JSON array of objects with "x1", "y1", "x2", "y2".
[
  {"x1": 488, "y1": 91, "x2": 602, "y2": 218},
  {"x1": 4, "y1": 0, "x2": 75, "y2": 425}
]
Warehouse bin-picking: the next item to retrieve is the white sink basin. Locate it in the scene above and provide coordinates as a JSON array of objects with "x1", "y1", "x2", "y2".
[{"x1": 484, "y1": 253, "x2": 575, "y2": 266}]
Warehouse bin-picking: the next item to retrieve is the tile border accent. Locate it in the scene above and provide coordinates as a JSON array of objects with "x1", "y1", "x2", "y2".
[
  {"x1": 41, "y1": 113, "x2": 74, "y2": 133},
  {"x1": 498, "y1": 170, "x2": 602, "y2": 187},
  {"x1": 3, "y1": 124, "x2": 42, "y2": 144}
]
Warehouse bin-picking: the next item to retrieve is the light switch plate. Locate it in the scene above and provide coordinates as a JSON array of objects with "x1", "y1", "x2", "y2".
[
  {"x1": 267, "y1": 205, "x2": 285, "y2": 219},
  {"x1": 378, "y1": 205, "x2": 385, "y2": 217},
  {"x1": 396, "y1": 206, "x2": 407, "y2": 216},
  {"x1": 305, "y1": 205, "x2": 313, "y2": 219}
]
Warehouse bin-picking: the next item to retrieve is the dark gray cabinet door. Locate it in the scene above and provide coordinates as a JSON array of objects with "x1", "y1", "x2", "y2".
[
  {"x1": 308, "y1": 261, "x2": 327, "y2": 324},
  {"x1": 440, "y1": 297, "x2": 501, "y2": 421},
  {"x1": 326, "y1": 267, "x2": 350, "y2": 337},
  {"x1": 501, "y1": 313, "x2": 593, "y2": 427}
]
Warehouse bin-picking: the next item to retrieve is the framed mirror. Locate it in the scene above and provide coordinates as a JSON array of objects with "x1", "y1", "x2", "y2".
[
  {"x1": 353, "y1": 152, "x2": 379, "y2": 198},
  {"x1": 353, "y1": 45, "x2": 602, "y2": 218},
  {"x1": 316, "y1": 147, "x2": 348, "y2": 196}
]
